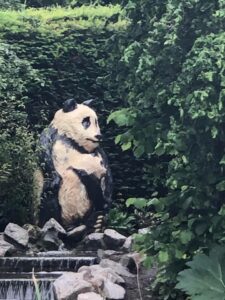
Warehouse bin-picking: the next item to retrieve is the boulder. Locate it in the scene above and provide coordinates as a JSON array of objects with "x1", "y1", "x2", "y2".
[
  {"x1": 120, "y1": 253, "x2": 142, "y2": 274},
  {"x1": 0, "y1": 235, "x2": 15, "y2": 256},
  {"x1": 41, "y1": 231, "x2": 63, "y2": 250},
  {"x1": 53, "y1": 272, "x2": 93, "y2": 300},
  {"x1": 4, "y1": 223, "x2": 29, "y2": 248},
  {"x1": 42, "y1": 218, "x2": 66, "y2": 236},
  {"x1": 78, "y1": 265, "x2": 125, "y2": 286},
  {"x1": 78, "y1": 292, "x2": 103, "y2": 300},
  {"x1": 41, "y1": 218, "x2": 66, "y2": 250},
  {"x1": 103, "y1": 229, "x2": 126, "y2": 250},
  {"x1": 23, "y1": 224, "x2": 41, "y2": 243},
  {"x1": 100, "y1": 259, "x2": 135, "y2": 278},
  {"x1": 103, "y1": 279, "x2": 126, "y2": 300},
  {"x1": 97, "y1": 249, "x2": 123, "y2": 261},
  {"x1": 91, "y1": 267, "x2": 125, "y2": 285},
  {"x1": 67, "y1": 225, "x2": 86, "y2": 240},
  {"x1": 84, "y1": 233, "x2": 104, "y2": 249},
  {"x1": 122, "y1": 236, "x2": 133, "y2": 252}
]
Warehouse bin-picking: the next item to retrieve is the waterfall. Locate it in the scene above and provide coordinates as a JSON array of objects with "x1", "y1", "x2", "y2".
[
  {"x1": 0, "y1": 255, "x2": 98, "y2": 299},
  {"x1": 0, "y1": 279, "x2": 55, "y2": 300}
]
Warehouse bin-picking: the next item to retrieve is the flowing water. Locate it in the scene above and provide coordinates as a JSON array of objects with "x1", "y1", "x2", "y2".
[
  {"x1": 0, "y1": 255, "x2": 98, "y2": 300},
  {"x1": 0, "y1": 279, "x2": 55, "y2": 300}
]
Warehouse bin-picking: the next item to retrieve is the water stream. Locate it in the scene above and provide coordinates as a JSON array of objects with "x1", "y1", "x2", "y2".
[
  {"x1": 0, "y1": 255, "x2": 98, "y2": 299},
  {"x1": 0, "y1": 279, "x2": 55, "y2": 300}
]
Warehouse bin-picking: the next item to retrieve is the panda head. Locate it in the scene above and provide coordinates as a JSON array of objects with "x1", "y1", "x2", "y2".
[{"x1": 51, "y1": 99, "x2": 102, "y2": 152}]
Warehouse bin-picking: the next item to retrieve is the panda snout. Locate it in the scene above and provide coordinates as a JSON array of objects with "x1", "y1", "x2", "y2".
[{"x1": 95, "y1": 134, "x2": 103, "y2": 141}]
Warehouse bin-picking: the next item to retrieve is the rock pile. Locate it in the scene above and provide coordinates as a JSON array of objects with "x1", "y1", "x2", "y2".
[
  {"x1": 53, "y1": 260, "x2": 133, "y2": 300},
  {"x1": 0, "y1": 220, "x2": 155, "y2": 300}
]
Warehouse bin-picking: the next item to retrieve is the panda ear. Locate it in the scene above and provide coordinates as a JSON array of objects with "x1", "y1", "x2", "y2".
[
  {"x1": 83, "y1": 99, "x2": 94, "y2": 107},
  {"x1": 63, "y1": 99, "x2": 77, "y2": 112}
]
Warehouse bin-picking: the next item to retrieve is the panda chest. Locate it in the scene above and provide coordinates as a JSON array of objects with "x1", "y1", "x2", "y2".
[
  {"x1": 52, "y1": 140, "x2": 105, "y2": 178},
  {"x1": 52, "y1": 141, "x2": 106, "y2": 224}
]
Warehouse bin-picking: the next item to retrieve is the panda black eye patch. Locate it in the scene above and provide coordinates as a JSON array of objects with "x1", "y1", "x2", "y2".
[{"x1": 82, "y1": 116, "x2": 91, "y2": 129}]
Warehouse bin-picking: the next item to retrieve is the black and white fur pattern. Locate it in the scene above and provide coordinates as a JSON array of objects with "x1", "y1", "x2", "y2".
[{"x1": 36, "y1": 99, "x2": 112, "y2": 231}]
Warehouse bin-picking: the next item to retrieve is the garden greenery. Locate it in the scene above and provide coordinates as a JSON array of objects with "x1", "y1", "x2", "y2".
[
  {"x1": 106, "y1": 0, "x2": 225, "y2": 298},
  {"x1": 1, "y1": 1, "x2": 225, "y2": 298},
  {"x1": 0, "y1": 5, "x2": 150, "y2": 231},
  {"x1": 0, "y1": 43, "x2": 39, "y2": 228}
]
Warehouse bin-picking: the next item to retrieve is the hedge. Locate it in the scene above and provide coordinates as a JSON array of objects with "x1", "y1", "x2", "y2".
[
  {"x1": 0, "y1": 43, "x2": 40, "y2": 229},
  {"x1": 0, "y1": 5, "x2": 150, "y2": 227}
]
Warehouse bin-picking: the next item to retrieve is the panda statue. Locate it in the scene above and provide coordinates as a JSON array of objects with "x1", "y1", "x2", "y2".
[{"x1": 35, "y1": 98, "x2": 112, "y2": 232}]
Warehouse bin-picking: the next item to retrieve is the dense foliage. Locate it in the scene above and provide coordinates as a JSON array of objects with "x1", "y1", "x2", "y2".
[
  {"x1": 0, "y1": 0, "x2": 22, "y2": 10},
  {"x1": 106, "y1": 0, "x2": 225, "y2": 298},
  {"x1": 0, "y1": 43, "x2": 39, "y2": 228},
  {"x1": 0, "y1": 6, "x2": 150, "y2": 230},
  {"x1": 2, "y1": 1, "x2": 225, "y2": 298},
  {"x1": 0, "y1": 0, "x2": 120, "y2": 9}
]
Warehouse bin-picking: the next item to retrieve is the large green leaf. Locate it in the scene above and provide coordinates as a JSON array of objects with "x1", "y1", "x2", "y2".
[{"x1": 176, "y1": 247, "x2": 225, "y2": 300}]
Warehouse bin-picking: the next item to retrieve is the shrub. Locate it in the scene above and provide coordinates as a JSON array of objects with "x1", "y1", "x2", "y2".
[
  {"x1": 0, "y1": 0, "x2": 23, "y2": 10},
  {"x1": 106, "y1": 0, "x2": 225, "y2": 298},
  {"x1": 0, "y1": 43, "x2": 40, "y2": 228}
]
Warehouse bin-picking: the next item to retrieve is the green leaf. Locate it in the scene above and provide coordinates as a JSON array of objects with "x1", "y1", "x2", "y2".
[
  {"x1": 147, "y1": 198, "x2": 164, "y2": 211},
  {"x1": 176, "y1": 246, "x2": 225, "y2": 300},
  {"x1": 159, "y1": 251, "x2": 169, "y2": 263},
  {"x1": 216, "y1": 180, "x2": 225, "y2": 191},
  {"x1": 107, "y1": 109, "x2": 130, "y2": 126},
  {"x1": 218, "y1": 204, "x2": 225, "y2": 216},
  {"x1": 219, "y1": 155, "x2": 225, "y2": 165},
  {"x1": 126, "y1": 198, "x2": 147, "y2": 209},
  {"x1": 115, "y1": 134, "x2": 121, "y2": 145},
  {"x1": 134, "y1": 145, "x2": 145, "y2": 157},
  {"x1": 154, "y1": 141, "x2": 165, "y2": 156},
  {"x1": 121, "y1": 142, "x2": 132, "y2": 151},
  {"x1": 180, "y1": 230, "x2": 192, "y2": 244},
  {"x1": 204, "y1": 71, "x2": 214, "y2": 82}
]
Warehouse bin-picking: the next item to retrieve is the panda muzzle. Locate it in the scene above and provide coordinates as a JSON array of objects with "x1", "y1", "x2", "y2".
[{"x1": 87, "y1": 134, "x2": 103, "y2": 143}]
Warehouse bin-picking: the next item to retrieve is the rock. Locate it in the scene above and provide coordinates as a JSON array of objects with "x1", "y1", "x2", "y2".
[
  {"x1": 0, "y1": 235, "x2": 15, "y2": 256},
  {"x1": 84, "y1": 233, "x2": 104, "y2": 249},
  {"x1": 67, "y1": 225, "x2": 86, "y2": 239},
  {"x1": 78, "y1": 265, "x2": 125, "y2": 286},
  {"x1": 41, "y1": 231, "x2": 63, "y2": 250},
  {"x1": 53, "y1": 272, "x2": 93, "y2": 300},
  {"x1": 78, "y1": 292, "x2": 103, "y2": 300},
  {"x1": 120, "y1": 253, "x2": 143, "y2": 274},
  {"x1": 42, "y1": 218, "x2": 66, "y2": 236},
  {"x1": 4, "y1": 223, "x2": 29, "y2": 248},
  {"x1": 103, "y1": 229, "x2": 126, "y2": 250},
  {"x1": 122, "y1": 236, "x2": 133, "y2": 252},
  {"x1": 92, "y1": 267, "x2": 125, "y2": 285},
  {"x1": 23, "y1": 224, "x2": 41, "y2": 243},
  {"x1": 100, "y1": 259, "x2": 135, "y2": 278},
  {"x1": 41, "y1": 218, "x2": 66, "y2": 250},
  {"x1": 103, "y1": 279, "x2": 126, "y2": 300},
  {"x1": 97, "y1": 249, "x2": 123, "y2": 261}
]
